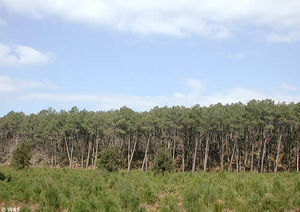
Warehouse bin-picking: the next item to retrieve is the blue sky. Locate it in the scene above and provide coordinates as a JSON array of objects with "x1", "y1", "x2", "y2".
[{"x1": 0, "y1": 0, "x2": 300, "y2": 116}]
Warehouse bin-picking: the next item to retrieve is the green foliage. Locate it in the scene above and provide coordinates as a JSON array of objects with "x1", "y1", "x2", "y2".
[
  {"x1": 44, "y1": 185, "x2": 60, "y2": 209},
  {"x1": 118, "y1": 180, "x2": 140, "y2": 210},
  {"x1": 6, "y1": 174, "x2": 12, "y2": 182},
  {"x1": 11, "y1": 143, "x2": 31, "y2": 169},
  {"x1": 0, "y1": 171, "x2": 5, "y2": 181},
  {"x1": 1, "y1": 100, "x2": 300, "y2": 172},
  {"x1": 294, "y1": 176, "x2": 300, "y2": 192},
  {"x1": 97, "y1": 147, "x2": 120, "y2": 172},
  {"x1": 152, "y1": 147, "x2": 174, "y2": 173},
  {"x1": 141, "y1": 183, "x2": 157, "y2": 204},
  {"x1": 0, "y1": 167, "x2": 300, "y2": 211},
  {"x1": 19, "y1": 206, "x2": 31, "y2": 212}
]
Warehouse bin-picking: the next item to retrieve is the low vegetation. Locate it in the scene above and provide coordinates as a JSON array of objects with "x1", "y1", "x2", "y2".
[
  {"x1": 0, "y1": 167, "x2": 300, "y2": 211},
  {"x1": 0, "y1": 172, "x2": 5, "y2": 181}
]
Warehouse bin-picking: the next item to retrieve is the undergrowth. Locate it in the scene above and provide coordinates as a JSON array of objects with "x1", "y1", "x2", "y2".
[{"x1": 0, "y1": 167, "x2": 299, "y2": 211}]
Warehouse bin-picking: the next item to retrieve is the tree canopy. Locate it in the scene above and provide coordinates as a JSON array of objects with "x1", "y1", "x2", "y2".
[{"x1": 0, "y1": 99, "x2": 299, "y2": 172}]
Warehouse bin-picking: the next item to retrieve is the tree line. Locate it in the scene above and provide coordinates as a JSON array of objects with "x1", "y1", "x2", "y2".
[{"x1": 0, "y1": 99, "x2": 299, "y2": 172}]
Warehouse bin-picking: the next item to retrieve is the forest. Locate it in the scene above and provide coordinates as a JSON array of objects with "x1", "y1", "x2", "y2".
[{"x1": 0, "y1": 99, "x2": 300, "y2": 173}]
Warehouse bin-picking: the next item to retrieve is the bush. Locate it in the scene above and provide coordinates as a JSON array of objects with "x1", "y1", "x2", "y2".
[
  {"x1": 11, "y1": 142, "x2": 32, "y2": 169},
  {"x1": 0, "y1": 172, "x2": 5, "y2": 181},
  {"x1": 0, "y1": 167, "x2": 300, "y2": 211},
  {"x1": 97, "y1": 147, "x2": 120, "y2": 172},
  {"x1": 152, "y1": 147, "x2": 174, "y2": 173},
  {"x1": 44, "y1": 186, "x2": 60, "y2": 209},
  {"x1": 19, "y1": 206, "x2": 32, "y2": 212},
  {"x1": 118, "y1": 181, "x2": 140, "y2": 210}
]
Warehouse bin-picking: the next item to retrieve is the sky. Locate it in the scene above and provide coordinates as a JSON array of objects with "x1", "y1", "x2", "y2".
[{"x1": 0, "y1": 0, "x2": 300, "y2": 116}]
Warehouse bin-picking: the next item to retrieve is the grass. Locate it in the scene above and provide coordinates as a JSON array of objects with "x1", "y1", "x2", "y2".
[{"x1": 0, "y1": 167, "x2": 300, "y2": 211}]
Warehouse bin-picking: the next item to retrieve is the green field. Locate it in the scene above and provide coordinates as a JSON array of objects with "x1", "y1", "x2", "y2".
[{"x1": 0, "y1": 167, "x2": 300, "y2": 212}]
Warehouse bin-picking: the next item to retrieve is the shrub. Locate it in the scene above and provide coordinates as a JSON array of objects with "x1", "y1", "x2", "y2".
[
  {"x1": 6, "y1": 174, "x2": 12, "y2": 182},
  {"x1": 118, "y1": 181, "x2": 140, "y2": 210},
  {"x1": 11, "y1": 142, "x2": 32, "y2": 169},
  {"x1": 152, "y1": 147, "x2": 174, "y2": 173},
  {"x1": 272, "y1": 177, "x2": 286, "y2": 193},
  {"x1": 0, "y1": 172, "x2": 5, "y2": 181},
  {"x1": 182, "y1": 188, "x2": 202, "y2": 211},
  {"x1": 97, "y1": 147, "x2": 120, "y2": 172},
  {"x1": 141, "y1": 183, "x2": 157, "y2": 204},
  {"x1": 294, "y1": 176, "x2": 300, "y2": 192},
  {"x1": 19, "y1": 206, "x2": 32, "y2": 212},
  {"x1": 45, "y1": 186, "x2": 60, "y2": 209}
]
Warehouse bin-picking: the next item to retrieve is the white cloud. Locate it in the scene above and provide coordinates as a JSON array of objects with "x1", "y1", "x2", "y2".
[
  {"x1": 280, "y1": 83, "x2": 298, "y2": 92},
  {"x1": 17, "y1": 93, "x2": 170, "y2": 111},
  {"x1": 0, "y1": 75, "x2": 16, "y2": 92},
  {"x1": 17, "y1": 79, "x2": 300, "y2": 111},
  {"x1": 0, "y1": 43, "x2": 53, "y2": 66},
  {"x1": 267, "y1": 31, "x2": 300, "y2": 42},
  {"x1": 0, "y1": 75, "x2": 46, "y2": 93},
  {"x1": 0, "y1": 0, "x2": 300, "y2": 41},
  {"x1": 187, "y1": 78, "x2": 206, "y2": 94}
]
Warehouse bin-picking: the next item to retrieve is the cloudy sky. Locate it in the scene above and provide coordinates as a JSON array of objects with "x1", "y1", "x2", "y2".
[{"x1": 0, "y1": 0, "x2": 300, "y2": 116}]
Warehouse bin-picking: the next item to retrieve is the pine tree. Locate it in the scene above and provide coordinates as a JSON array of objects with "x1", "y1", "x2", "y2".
[
  {"x1": 11, "y1": 142, "x2": 31, "y2": 169},
  {"x1": 152, "y1": 147, "x2": 174, "y2": 173},
  {"x1": 97, "y1": 147, "x2": 120, "y2": 172}
]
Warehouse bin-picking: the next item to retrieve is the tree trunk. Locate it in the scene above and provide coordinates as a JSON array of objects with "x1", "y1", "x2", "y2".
[
  {"x1": 51, "y1": 140, "x2": 54, "y2": 167},
  {"x1": 250, "y1": 141, "x2": 254, "y2": 171},
  {"x1": 172, "y1": 140, "x2": 176, "y2": 160},
  {"x1": 54, "y1": 142, "x2": 57, "y2": 167},
  {"x1": 297, "y1": 139, "x2": 299, "y2": 172},
  {"x1": 127, "y1": 136, "x2": 131, "y2": 171},
  {"x1": 261, "y1": 137, "x2": 267, "y2": 173},
  {"x1": 274, "y1": 134, "x2": 282, "y2": 173},
  {"x1": 128, "y1": 137, "x2": 137, "y2": 171},
  {"x1": 257, "y1": 137, "x2": 263, "y2": 171},
  {"x1": 203, "y1": 136, "x2": 210, "y2": 172},
  {"x1": 220, "y1": 135, "x2": 226, "y2": 171},
  {"x1": 182, "y1": 142, "x2": 185, "y2": 172},
  {"x1": 243, "y1": 151, "x2": 248, "y2": 171},
  {"x1": 86, "y1": 140, "x2": 92, "y2": 169},
  {"x1": 236, "y1": 143, "x2": 239, "y2": 173},
  {"x1": 229, "y1": 140, "x2": 236, "y2": 172},
  {"x1": 51, "y1": 153, "x2": 54, "y2": 167},
  {"x1": 93, "y1": 140, "x2": 99, "y2": 169},
  {"x1": 91, "y1": 146, "x2": 95, "y2": 167},
  {"x1": 65, "y1": 138, "x2": 72, "y2": 168},
  {"x1": 142, "y1": 137, "x2": 150, "y2": 171},
  {"x1": 192, "y1": 138, "x2": 199, "y2": 172},
  {"x1": 297, "y1": 148, "x2": 299, "y2": 172},
  {"x1": 81, "y1": 152, "x2": 84, "y2": 168}
]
